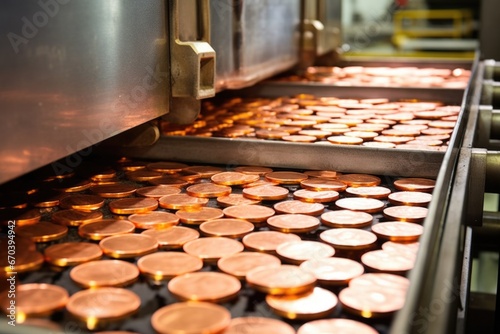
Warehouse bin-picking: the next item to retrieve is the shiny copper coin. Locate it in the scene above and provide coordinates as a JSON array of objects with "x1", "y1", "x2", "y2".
[
  {"x1": 346, "y1": 186, "x2": 391, "y2": 199},
  {"x1": 51, "y1": 178, "x2": 91, "y2": 192},
  {"x1": 242, "y1": 231, "x2": 301, "y2": 254},
  {"x1": 183, "y1": 165, "x2": 224, "y2": 177},
  {"x1": 293, "y1": 189, "x2": 339, "y2": 203},
  {"x1": 274, "y1": 200, "x2": 324, "y2": 216},
  {"x1": 298, "y1": 318, "x2": 378, "y2": 334},
  {"x1": 149, "y1": 176, "x2": 189, "y2": 187},
  {"x1": 211, "y1": 172, "x2": 260, "y2": 186},
  {"x1": 186, "y1": 183, "x2": 232, "y2": 198},
  {"x1": 335, "y1": 197, "x2": 384, "y2": 213},
  {"x1": 345, "y1": 131, "x2": 379, "y2": 140},
  {"x1": 216, "y1": 193, "x2": 261, "y2": 207},
  {"x1": 374, "y1": 135, "x2": 414, "y2": 144},
  {"x1": 320, "y1": 228, "x2": 377, "y2": 250},
  {"x1": 299, "y1": 130, "x2": 332, "y2": 139},
  {"x1": 0, "y1": 208, "x2": 41, "y2": 226},
  {"x1": 383, "y1": 240, "x2": 419, "y2": 251},
  {"x1": 338, "y1": 174, "x2": 381, "y2": 187},
  {"x1": 99, "y1": 234, "x2": 158, "y2": 258},
  {"x1": 242, "y1": 185, "x2": 289, "y2": 201},
  {"x1": 224, "y1": 317, "x2": 295, "y2": 334},
  {"x1": 0, "y1": 283, "x2": 68, "y2": 318},
  {"x1": 158, "y1": 194, "x2": 208, "y2": 210},
  {"x1": 234, "y1": 166, "x2": 274, "y2": 175},
  {"x1": 59, "y1": 194, "x2": 104, "y2": 211},
  {"x1": 246, "y1": 264, "x2": 316, "y2": 295},
  {"x1": 168, "y1": 271, "x2": 241, "y2": 303},
  {"x1": 78, "y1": 219, "x2": 135, "y2": 240},
  {"x1": 44, "y1": 242, "x2": 102, "y2": 267},
  {"x1": 429, "y1": 120, "x2": 456, "y2": 129},
  {"x1": 217, "y1": 252, "x2": 281, "y2": 280},
  {"x1": 320, "y1": 210, "x2": 373, "y2": 228},
  {"x1": 14, "y1": 221, "x2": 67, "y2": 243},
  {"x1": 349, "y1": 272, "x2": 410, "y2": 292},
  {"x1": 137, "y1": 252, "x2": 203, "y2": 281},
  {"x1": 327, "y1": 135, "x2": 363, "y2": 145},
  {"x1": 66, "y1": 288, "x2": 140, "y2": 328},
  {"x1": 300, "y1": 257, "x2": 364, "y2": 286},
  {"x1": 388, "y1": 191, "x2": 432, "y2": 206},
  {"x1": 200, "y1": 218, "x2": 254, "y2": 238},
  {"x1": 339, "y1": 285, "x2": 405, "y2": 318},
  {"x1": 108, "y1": 198, "x2": 158, "y2": 215},
  {"x1": 362, "y1": 141, "x2": 396, "y2": 148},
  {"x1": 394, "y1": 177, "x2": 436, "y2": 192},
  {"x1": 147, "y1": 161, "x2": 188, "y2": 174},
  {"x1": 242, "y1": 179, "x2": 280, "y2": 188},
  {"x1": 175, "y1": 207, "x2": 224, "y2": 225},
  {"x1": 361, "y1": 249, "x2": 416, "y2": 274},
  {"x1": 128, "y1": 211, "x2": 179, "y2": 230},
  {"x1": 142, "y1": 226, "x2": 199, "y2": 249},
  {"x1": 223, "y1": 204, "x2": 275, "y2": 223},
  {"x1": 51, "y1": 209, "x2": 103, "y2": 226},
  {"x1": 282, "y1": 134, "x2": 317, "y2": 142},
  {"x1": 266, "y1": 287, "x2": 338, "y2": 320},
  {"x1": 383, "y1": 206, "x2": 428, "y2": 223},
  {"x1": 304, "y1": 170, "x2": 340, "y2": 179},
  {"x1": 151, "y1": 302, "x2": 230, "y2": 334},
  {"x1": 2, "y1": 249, "x2": 44, "y2": 275},
  {"x1": 276, "y1": 240, "x2": 335, "y2": 265},
  {"x1": 118, "y1": 160, "x2": 147, "y2": 172},
  {"x1": 264, "y1": 171, "x2": 308, "y2": 184},
  {"x1": 90, "y1": 184, "x2": 136, "y2": 198},
  {"x1": 372, "y1": 221, "x2": 424, "y2": 242},
  {"x1": 267, "y1": 214, "x2": 320, "y2": 234},
  {"x1": 126, "y1": 170, "x2": 163, "y2": 182},
  {"x1": 183, "y1": 237, "x2": 244, "y2": 263},
  {"x1": 255, "y1": 129, "x2": 289, "y2": 139},
  {"x1": 70, "y1": 260, "x2": 139, "y2": 288},
  {"x1": 300, "y1": 178, "x2": 347, "y2": 192},
  {"x1": 29, "y1": 190, "x2": 64, "y2": 208}
]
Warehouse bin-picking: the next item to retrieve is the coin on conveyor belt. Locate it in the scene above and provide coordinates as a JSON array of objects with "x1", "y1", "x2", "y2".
[
  {"x1": 242, "y1": 179, "x2": 280, "y2": 188},
  {"x1": 223, "y1": 317, "x2": 295, "y2": 334},
  {"x1": 0, "y1": 208, "x2": 41, "y2": 226},
  {"x1": 147, "y1": 161, "x2": 188, "y2": 174},
  {"x1": 276, "y1": 240, "x2": 335, "y2": 265},
  {"x1": 362, "y1": 141, "x2": 396, "y2": 148},
  {"x1": 125, "y1": 170, "x2": 163, "y2": 182},
  {"x1": 242, "y1": 185, "x2": 289, "y2": 201},
  {"x1": 264, "y1": 171, "x2": 308, "y2": 184},
  {"x1": 300, "y1": 257, "x2": 364, "y2": 286},
  {"x1": 117, "y1": 160, "x2": 147, "y2": 172},
  {"x1": 199, "y1": 218, "x2": 254, "y2": 238},
  {"x1": 242, "y1": 231, "x2": 301, "y2": 254},
  {"x1": 175, "y1": 207, "x2": 224, "y2": 225},
  {"x1": 337, "y1": 173, "x2": 381, "y2": 187},
  {"x1": 217, "y1": 252, "x2": 281, "y2": 280},
  {"x1": 234, "y1": 166, "x2": 274, "y2": 175},
  {"x1": 255, "y1": 129, "x2": 289, "y2": 139},
  {"x1": 29, "y1": 189, "x2": 65, "y2": 208},
  {"x1": 142, "y1": 226, "x2": 199, "y2": 250},
  {"x1": 266, "y1": 287, "x2": 338, "y2": 320},
  {"x1": 186, "y1": 183, "x2": 232, "y2": 198},
  {"x1": 149, "y1": 176, "x2": 190, "y2": 188},
  {"x1": 168, "y1": 271, "x2": 241, "y2": 303},
  {"x1": 128, "y1": 211, "x2": 179, "y2": 229},
  {"x1": 137, "y1": 251, "x2": 203, "y2": 281},
  {"x1": 158, "y1": 193, "x2": 209, "y2": 210},
  {"x1": 44, "y1": 242, "x2": 102, "y2": 267},
  {"x1": 282, "y1": 134, "x2": 317, "y2": 143},
  {"x1": 1, "y1": 236, "x2": 44, "y2": 275},
  {"x1": 136, "y1": 185, "x2": 181, "y2": 198},
  {"x1": 293, "y1": 189, "x2": 339, "y2": 203},
  {"x1": 339, "y1": 285, "x2": 406, "y2": 318},
  {"x1": 383, "y1": 206, "x2": 428, "y2": 223},
  {"x1": 108, "y1": 198, "x2": 158, "y2": 215},
  {"x1": 90, "y1": 183, "x2": 137, "y2": 198},
  {"x1": 300, "y1": 178, "x2": 347, "y2": 192},
  {"x1": 14, "y1": 221, "x2": 68, "y2": 243},
  {"x1": 361, "y1": 249, "x2": 416, "y2": 274},
  {"x1": 51, "y1": 178, "x2": 91, "y2": 192},
  {"x1": 66, "y1": 288, "x2": 140, "y2": 329},
  {"x1": 274, "y1": 200, "x2": 324, "y2": 216},
  {"x1": 183, "y1": 165, "x2": 224, "y2": 178},
  {"x1": 70, "y1": 260, "x2": 139, "y2": 288},
  {"x1": 222, "y1": 204, "x2": 275, "y2": 224},
  {"x1": 335, "y1": 197, "x2": 385, "y2": 213},
  {"x1": 382, "y1": 241, "x2": 420, "y2": 254},
  {"x1": 151, "y1": 302, "x2": 230, "y2": 334},
  {"x1": 99, "y1": 234, "x2": 158, "y2": 258},
  {"x1": 297, "y1": 318, "x2": 378, "y2": 334},
  {"x1": 216, "y1": 193, "x2": 261, "y2": 207},
  {"x1": 0, "y1": 283, "x2": 68, "y2": 318},
  {"x1": 303, "y1": 170, "x2": 340, "y2": 179},
  {"x1": 59, "y1": 194, "x2": 105, "y2": 211},
  {"x1": 349, "y1": 273, "x2": 410, "y2": 293},
  {"x1": 327, "y1": 135, "x2": 363, "y2": 145},
  {"x1": 246, "y1": 264, "x2": 317, "y2": 295},
  {"x1": 211, "y1": 171, "x2": 260, "y2": 186},
  {"x1": 267, "y1": 214, "x2": 320, "y2": 234},
  {"x1": 50, "y1": 209, "x2": 103, "y2": 226},
  {"x1": 374, "y1": 135, "x2": 414, "y2": 144},
  {"x1": 372, "y1": 221, "x2": 424, "y2": 242},
  {"x1": 78, "y1": 219, "x2": 135, "y2": 240},
  {"x1": 345, "y1": 186, "x2": 392, "y2": 199},
  {"x1": 183, "y1": 237, "x2": 244, "y2": 264},
  {"x1": 394, "y1": 177, "x2": 436, "y2": 192},
  {"x1": 320, "y1": 228, "x2": 377, "y2": 250}
]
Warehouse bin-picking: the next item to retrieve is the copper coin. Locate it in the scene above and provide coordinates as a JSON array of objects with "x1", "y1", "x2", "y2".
[
  {"x1": 276, "y1": 240, "x2": 335, "y2": 265},
  {"x1": 282, "y1": 134, "x2": 317, "y2": 142},
  {"x1": 183, "y1": 237, "x2": 244, "y2": 264},
  {"x1": 217, "y1": 252, "x2": 281, "y2": 280},
  {"x1": 335, "y1": 197, "x2": 384, "y2": 213},
  {"x1": 142, "y1": 226, "x2": 199, "y2": 249},
  {"x1": 183, "y1": 165, "x2": 224, "y2": 177},
  {"x1": 0, "y1": 283, "x2": 68, "y2": 317},
  {"x1": 175, "y1": 207, "x2": 224, "y2": 225},
  {"x1": 383, "y1": 206, "x2": 428, "y2": 223},
  {"x1": 242, "y1": 185, "x2": 289, "y2": 201},
  {"x1": 109, "y1": 198, "x2": 158, "y2": 215},
  {"x1": 128, "y1": 211, "x2": 179, "y2": 229},
  {"x1": 66, "y1": 288, "x2": 140, "y2": 326},
  {"x1": 264, "y1": 171, "x2": 308, "y2": 184},
  {"x1": 126, "y1": 170, "x2": 163, "y2": 182},
  {"x1": 51, "y1": 209, "x2": 103, "y2": 226},
  {"x1": 216, "y1": 194, "x2": 261, "y2": 207},
  {"x1": 338, "y1": 174, "x2": 381, "y2": 187},
  {"x1": 299, "y1": 130, "x2": 332, "y2": 139},
  {"x1": 255, "y1": 129, "x2": 288, "y2": 139},
  {"x1": 1, "y1": 236, "x2": 43, "y2": 274},
  {"x1": 14, "y1": 221, "x2": 68, "y2": 243},
  {"x1": 224, "y1": 317, "x2": 295, "y2": 334},
  {"x1": 147, "y1": 161, "x2": 188, "y2": 174},
  {"x1": 90, "y1": 184, "x2": 137, "y2": 198},
  {"x1": 382, "y1": 241, "x2": 420, "y2": 254},
  {"x1": 29, "y1": 190, "x2": 64, "y2": 208},
  {"x1": 211, "y1": 172, "x2": 260, "y2": 186},
  {"x1": 346, "y1": 186, "x2": 391, "y2": 199},
  {"x1": 59, "y1": 194, "x2": 105, "y2": 211},
  {"x1": 300, "y1": 257, "x2": 364, "y2": 286},
  {"x1": 267, "y1": 214, "x2": 320, "y2": 234},
  {"x1": 388, "y1": 191, "x2": 432, "y2": 207},
  {"x1": 242, "y1": 231, "x2": 301, "y2": 254},
  {"x1": 300, "y1": 178, "x2": 347, "y2": 192},
  {"x1": 70, "y1": 260, "x2": 139, "y2": 288},
  {"x1": 274, "y1": 200, "x2": 324, "y2": 216},
  {"x1": 223, "y1": 204, "x2": 275, "y2": 223},
  {"x1": 136, "y1": 185, "x2": 181, "y2": 199},
  {"x1": 327, "y1": 135, "x2": 363, "y2": 145},
  {"x1": 345, "y1": 131, "x2": 379, "y2": 140},
  {"x1": 158, "y1": 194, "x2": 209, "y2": 210},
  {"x1": 200, "y1": 218, "x2": 254, "y2": 238},
  {"x1": 246, "y1": 264, "x2": 316, "y2": 295},
  {"x1": 304, "y1": 170, "x2": 340, "y2": 179},
  {"x1": 293, "y1": 189, "x2": 339, "y2": 203},
  {"x1": 151, "y1": 302, "x2": 230, "y2": 334},
  {"x1": 349, "y1": 272, "x2": 410, "y2": 292},
  {"x1": 339, "y1": 285, "x2": 405, "y2": 318},
  {"x1": 99, "y1": 234, "x2": 158, "y2": 258},
  {"x1": 429, "y1": 120, "x2": 456, "y2": 129},
  {"x1": 78, "y1": 219, "x2": 135, "y2": 240},
  {"x1": 372, "y1": 222, "x2": 424, "y2": 242},
  {"x1": 118, "y1": 160, "x2": 147, "y2": 171},
  {"x1": 0, "y1": 208, "x2": 41, "y2": 226},
  {"x1": 51, "y1": 178, "x2": 91, "y2": 192},
  {"x1": 186, "y1": 183, "x2": 232, "y2": 198},
  {"x1": 320, "y1": 228, "x2": 377, "y2": 250},
  {"x1": 234, "y1": 166, "x2": 274, "y2": 175},
  {"x1": 149, "y1": 176, "x2": 189, "y2": 188},
  {"x1": 320, "y1": 210, "x2": 373, "y2": 228},
  {"x1": 168, "y1": 271, "x2": 241, "y2": 303},
  {"x1": 298, "y1": 318, "x2": 378, "y2": 334},
  {"x1": 394, "y1": 177, "x2": 435, "y2": 192},
  {"x1": 361, "y1": 249, "x2": 416, "y2": 274},
  {"x1": 362, "y1": 141, "x2": 396, "y2": 148},
  {"x1": 44, "y1": 242, "x2": 102, "y2": 267},
  {"x1": 137, "y1": 252, "x2": 203, "y2": 281},
  {"x1": 374, "y1": 135, "x2": 413, "y2": 144},
  {"x1": 266, "y1": 287, "x2": 338, "y2": 320},
  {"x1": 242, "y1": 179, "x2": 279, "y2": 188}
]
